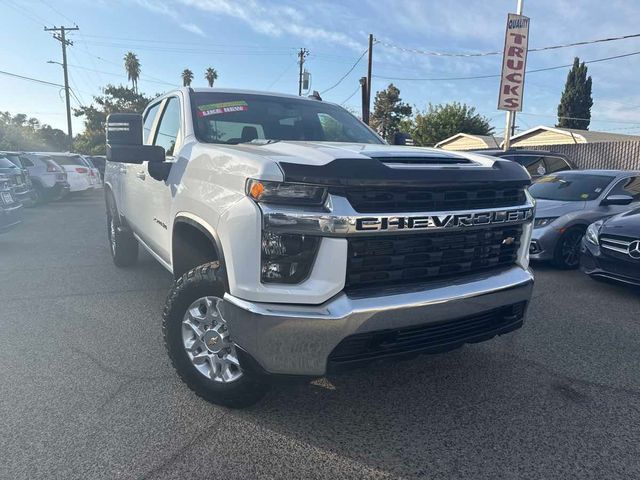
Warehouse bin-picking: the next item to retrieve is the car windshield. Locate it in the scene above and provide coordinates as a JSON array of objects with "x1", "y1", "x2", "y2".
[
  {"x1": 191, "y1": 92, "x2": 382, "y2": 145},
  {"x1": 529, "y1": 173, "x2": 615, "y2": 201},
  {"x1": 2, "y1": 154, "x2": 23, "y2": 168}
]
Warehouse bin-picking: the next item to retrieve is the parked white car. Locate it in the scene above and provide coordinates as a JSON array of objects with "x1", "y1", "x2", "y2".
[
  {"x1": 79, "y1": 155, "x2": 102, "y2": 188},
  {"x1": 46, "y1": 153, "x2": 94, "y2": 193}
]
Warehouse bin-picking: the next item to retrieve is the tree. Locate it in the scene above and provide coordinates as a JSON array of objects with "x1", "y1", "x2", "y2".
[
  {"x1": 0, "y1": 111, "x2": 67, "y2": 151},
  {"x1": 123, "y1": 52, "x2": 141, "y2": 93},
  {"x1": 557, "y1": 57, "x2": 593, "y2": 130},
  {"x1": 182, "y1": 69, "x2": 194, "y2": 87},
  {"x1": 370, "y1": 84, "x2": 412, "y2": 142},
  {"x1": 411, "y1": 102, "x2": 494, "y2": 147},
  {"x1": 205, "y1": 67, "x2": 218, "y2": 87},
  {"x1": 73, "y1": 85, "x2": 153, "y2": 155}
]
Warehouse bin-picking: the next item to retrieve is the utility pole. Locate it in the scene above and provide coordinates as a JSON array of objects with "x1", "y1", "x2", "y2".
[
  {"x1": 503, "y1": 0, "x2": 523, "y2": 151},
  {"x1": 45, "y1": 25, "x2": 79, "y2": 150},
  {"x1": 360, "y1": 77, "x2": 369, "y2": 123},
  {"x1": 366, "y1": 34, "x2": 374, "y2": 125},
  {"x1": 297, "y1": 48, "x2": 309, "y2": 96}
]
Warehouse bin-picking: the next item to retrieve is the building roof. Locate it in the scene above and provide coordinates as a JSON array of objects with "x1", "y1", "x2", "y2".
[
  {"x1": 505, "y1": 125, "x2": 640, "y2": 146},
  {"x1": 435, "y1": 133, "x2": 503, "y2": 149}
]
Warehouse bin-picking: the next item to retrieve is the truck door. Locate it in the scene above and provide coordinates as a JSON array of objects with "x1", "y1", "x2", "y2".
[
  {"x1": 119, "y1": 101, "x2": 161, "y2": 232},
  {"x1": 131, "y1": 95, "x2": 182, "y2": 265}
]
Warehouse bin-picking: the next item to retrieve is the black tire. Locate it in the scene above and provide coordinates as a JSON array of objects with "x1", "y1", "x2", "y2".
[
  {"x1": 553, "y1": 227, "x2": 585, "y2": 269},
  {"x1": 106, "y1": 195, "x2": 138, "y2": 267},
  {"x1": 163, "y1": 262, "x2": 269, "y2": 408},
  {"x1": 32, "y1": 183, "x2": 47, "y2": 205}
]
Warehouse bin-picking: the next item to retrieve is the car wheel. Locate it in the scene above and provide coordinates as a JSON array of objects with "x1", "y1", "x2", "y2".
[
  {"x1": 553, "y1": 227, "x2": 585, "y2": 269},
  {"x1": 32, "y1": 184, "x2": 46, "y2": 205},
  {"x1": 106, "y1": 196, "x2": 138, "y2": 267},
  {"x1": 163, "y1": 262, "x2": 269, "y2": 408}
]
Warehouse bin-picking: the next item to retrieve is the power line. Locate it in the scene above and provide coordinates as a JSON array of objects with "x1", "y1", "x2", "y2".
[
  {"x1": 340, "y1": 84, "x2": 361, "y2": 105},
  {"x1": 321, "y1": 48, "x2": 368, "y2": 95},
  {"x1": 1, "y1": 0, "x2": 47, "y2": 26},
  {"x1": 378, "y1": 32, "x2": 640, "y2": 57},
  {"x1": 374, "y1": 50, "x2": 640, "y2": 81},
  {"x1": 0, "y1": 69, "x2": 64, "y2": 88},
  {"x1": 38, "y1": 0, "x2": 77, "y2": 26}
]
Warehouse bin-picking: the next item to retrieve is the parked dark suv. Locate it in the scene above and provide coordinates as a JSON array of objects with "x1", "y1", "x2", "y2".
[
  {"x1": 473, "y1": 149, "x2": 575, "y2": 179},
  {"x1": 0, "y1": 153, "x2": 37, "y2": 206},
  {"x1": 0, "y1": 173, "x2": 22, "y2": 233}
]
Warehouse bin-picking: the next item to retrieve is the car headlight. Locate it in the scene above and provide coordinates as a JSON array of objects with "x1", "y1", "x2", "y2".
[
  {"x1": 585, "y1": 220, "x2": 603, "y2": 246},
  {"x1": 247, "y1": 179, "x2": 327, "y2": 206},
  {"x1": 534, "y1": 217, "x2": 558, "y2": 228},
  {"x1": 261, "y1": 232, "x2": 320, "y2": 283}
]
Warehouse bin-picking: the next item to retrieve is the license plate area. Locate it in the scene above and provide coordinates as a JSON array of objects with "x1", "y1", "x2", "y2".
[{"x1": 1, "y1": 191, "x2": 14, "y2": 204}]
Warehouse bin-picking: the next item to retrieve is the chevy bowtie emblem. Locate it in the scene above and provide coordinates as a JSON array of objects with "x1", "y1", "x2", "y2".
[
  {"x1": 502, "y1": 237, "x2": 516, "y2": 246},
  {"x1": 628, "y1": 240, "x2": 640, "y2": 260}
]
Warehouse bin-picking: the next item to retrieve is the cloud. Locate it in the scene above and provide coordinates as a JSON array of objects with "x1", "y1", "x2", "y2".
[
  {"x1": 180, "y1": 23, "x2": 205, "y2": 36},
  {"x1": 176, "y1": 0, "x2": 363, "y2": 50}
]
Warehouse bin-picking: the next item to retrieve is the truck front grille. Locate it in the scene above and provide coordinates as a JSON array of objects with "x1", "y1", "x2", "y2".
[
  {"x1": 342, "y1": 186, "x2": 526, "y2": 213},
  {"x1": 345, "y1": 225, "x2": 522, "y2": 291},
  {"x1": 327, "y1": 302, "x2": 526, "y2": 371}
]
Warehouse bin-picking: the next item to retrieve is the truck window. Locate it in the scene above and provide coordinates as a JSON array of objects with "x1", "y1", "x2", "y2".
[
  {"x1": 143, "y1": 103, "x2": 161, "y2": 145},
  {"x1": 154, "y1": 97, "x2": 181, "y2": 156}
]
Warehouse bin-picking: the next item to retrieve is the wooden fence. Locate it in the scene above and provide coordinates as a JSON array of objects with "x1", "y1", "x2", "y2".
[{"x1": 522, "y1": 141, "x2": 640, "y2": 170}]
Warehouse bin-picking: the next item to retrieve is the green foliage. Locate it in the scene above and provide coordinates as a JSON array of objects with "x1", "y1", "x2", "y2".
[
  {"x1": 410, "y1": 102, "x2": 494, "y2": 146},
  {"x1": 73, "y1": 84, "x2": 154, "y2": 155},
  {"x1": 182, "y1": 69, "x2": 194, "y2": 87},
  {"x1": 0, "y1": 112, "x2": 68, "y2": 151},
  {"x1": 370, "y1": 84, "x2": 412, "y2": 142},
  {"x1": 557, "y1": 57, "x2": 593, "y2": 130},
  {"x1": 205, "y1": 67, "x2": 218, "y2": 87},
  {"x1": 123, "y1": 52, "x2": 141, "y2": 92}
]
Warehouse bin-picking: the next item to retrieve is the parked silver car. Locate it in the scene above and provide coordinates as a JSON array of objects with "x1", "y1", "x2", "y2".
[
  {"x1": 19, "y1": 153, "x2": 71, "y2": 203},
  {"x1": 529, "y1": 170, "x2": 640, "y2": 268}
]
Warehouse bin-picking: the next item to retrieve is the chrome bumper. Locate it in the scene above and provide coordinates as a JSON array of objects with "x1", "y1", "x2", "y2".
[{"x1": 222, "y1": 266, "x2": 534, "y2": 376}]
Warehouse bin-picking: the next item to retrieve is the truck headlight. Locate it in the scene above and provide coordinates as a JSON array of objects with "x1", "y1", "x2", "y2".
[
  {"x1": 261, "y1": 232, "x2": 320, "y2": 283},
  {"x1": 585, "y1": 220, "x2": 602, "y2": 246},
  {"x1": 534, "y1": 217, "x2": 558, "y2": 229},
  {"x1": 247, "y1": 179, "x2": 327, "y2": 206}
]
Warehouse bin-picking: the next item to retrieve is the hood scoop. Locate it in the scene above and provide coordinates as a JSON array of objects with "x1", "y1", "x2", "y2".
[{"x1": 370, "y1": 155, "x2": 471, "y2": 167}]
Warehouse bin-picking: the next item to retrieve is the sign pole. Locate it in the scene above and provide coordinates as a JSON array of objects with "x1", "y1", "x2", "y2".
[
  {"x1": 510, "y1": 0, "x2": 524, "y2": 147},
  {"x1": 499, "y1": 0, "x2": 527, "y2": 151}
]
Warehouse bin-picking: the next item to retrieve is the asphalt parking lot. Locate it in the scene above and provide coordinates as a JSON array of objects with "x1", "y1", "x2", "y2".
[{"x1": 1, "y1": 190, "x2": 640, "y2": 480}]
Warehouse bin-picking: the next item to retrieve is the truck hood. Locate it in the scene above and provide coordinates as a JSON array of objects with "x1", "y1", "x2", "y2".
[
  {"x1": 218, "y1": 141, "x2": 531, "y2": 188},
  {"x1": 226, "y1": 141, "x2": 492, "y2": 166}
]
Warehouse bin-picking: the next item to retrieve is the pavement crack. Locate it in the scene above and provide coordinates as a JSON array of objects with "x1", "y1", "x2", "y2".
[{"x1": 73, "y1": 344, "x2": 168, "y2": 381}]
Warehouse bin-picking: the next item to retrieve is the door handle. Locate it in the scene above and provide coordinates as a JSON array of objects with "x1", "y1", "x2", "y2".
[{"x1": 136, "y1": 171, "x2": 146, "y2": 180}]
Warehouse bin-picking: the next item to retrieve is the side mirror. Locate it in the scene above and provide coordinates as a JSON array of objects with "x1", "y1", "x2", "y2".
[
  {"x1": 392, "y1": 131, "x2": 414, "y2": 146},
  {"x1": 601, "y1": 194, "x2": 634, "y2": 206},
  {"x1": 106, "y1": 113, "x2": 165, "y2": 164}
]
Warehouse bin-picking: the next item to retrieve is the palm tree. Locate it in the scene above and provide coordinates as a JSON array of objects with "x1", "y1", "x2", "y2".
[
  {"x1": 181, "y1": 68, "x2": 194, "y2": 87},
  {"x1": 205, "y1": 67, "x2": 218, "y2": 87},
  {"x1": 123, "y1": 52, "x2": 141, "y2": 92}
]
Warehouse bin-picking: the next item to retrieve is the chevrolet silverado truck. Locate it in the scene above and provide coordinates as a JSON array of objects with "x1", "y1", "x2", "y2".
[{"x1": 104, "y1": 88, "x2": 535, "y2": 408}]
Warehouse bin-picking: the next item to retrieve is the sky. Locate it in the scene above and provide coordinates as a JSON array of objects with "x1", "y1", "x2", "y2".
[{"x1": 2, "y1": 0, "x2": 640, "y2": 138}]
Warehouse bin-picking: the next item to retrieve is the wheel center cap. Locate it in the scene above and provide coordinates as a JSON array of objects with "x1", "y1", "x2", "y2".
[{"x1": 203, "y1": 331, "x2": 223, "y2": 353}]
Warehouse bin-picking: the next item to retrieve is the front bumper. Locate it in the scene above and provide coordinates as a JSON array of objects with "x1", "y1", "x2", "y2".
[
  {"x1": 529, "y1": 224, "x2": 562, "y2": 261},
  {"x1": 222, "y1": 266, "x2": 534, "y2": 376},
  {"x1": 580, "y1": 238, "x2": 640, "y2": 286},
  {"x1": 0, "y1": 203, "x2": 23, "y2": 233}
]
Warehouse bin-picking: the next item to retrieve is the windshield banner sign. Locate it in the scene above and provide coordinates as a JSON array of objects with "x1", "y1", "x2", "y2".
[{"x1": 498, "y1": 13, "x2": 530, "y2": 111}]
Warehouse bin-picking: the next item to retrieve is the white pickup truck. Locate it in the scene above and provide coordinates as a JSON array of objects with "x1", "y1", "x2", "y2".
[{"x1": 105, "y1": 88, "x2": 535, "y2": 407}]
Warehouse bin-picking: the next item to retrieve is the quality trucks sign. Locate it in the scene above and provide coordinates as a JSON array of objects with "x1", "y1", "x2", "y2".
[{"x1": 498, "y1": 13, "x2": 530, "y2": 111}]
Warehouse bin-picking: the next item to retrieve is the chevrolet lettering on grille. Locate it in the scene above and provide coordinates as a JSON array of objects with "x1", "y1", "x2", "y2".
[{"x1": 355, "y1": 208, "x2": 533, "y2": 232}]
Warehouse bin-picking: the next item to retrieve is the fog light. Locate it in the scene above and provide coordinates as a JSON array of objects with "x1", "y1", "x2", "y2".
[{"x1": 261, "y1": 232, "x2": 320, "y2": 283}]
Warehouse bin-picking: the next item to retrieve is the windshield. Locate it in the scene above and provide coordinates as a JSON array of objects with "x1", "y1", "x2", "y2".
[
  {"x1": 529, "y1": 173, "x2": 615, "y2": 201},
  {"x1": 191, "y1": 92, "x2": 382, "y2": 145}
]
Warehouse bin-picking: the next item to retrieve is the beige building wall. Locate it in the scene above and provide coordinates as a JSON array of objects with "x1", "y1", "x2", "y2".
[
  {"x1": 510, "y1": 130, "x2": 586, "y2": 147},
  {"x1": 438, "y1": 137, "x2": 490, "y2": 150}
]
